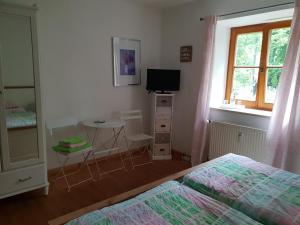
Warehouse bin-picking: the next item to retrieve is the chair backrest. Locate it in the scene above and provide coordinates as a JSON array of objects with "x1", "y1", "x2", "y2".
[
  {"x1": 120, "y1": 110, "x2": 144, "y2": 135},
  {"x1": 46, "y1": 117, "x2": 78, "y2": 136}
]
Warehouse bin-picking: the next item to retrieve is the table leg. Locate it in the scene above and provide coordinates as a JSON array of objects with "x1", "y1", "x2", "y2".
[
  {"x1": 92, "y1": 128, "x2": 99, "y2": 146},
  {"x1": 81, "y1": 150, "x2": 96, "y2": 181},
  {"x1": 117, "y1": 127, "x2": 127, "y2": 171},
  {"x1": 122, "y1": 127, "x2": 134, "y2": 169}
]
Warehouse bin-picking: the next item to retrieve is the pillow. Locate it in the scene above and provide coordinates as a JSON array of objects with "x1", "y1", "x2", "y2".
[
  {"x1": 5, "y1": 101, "x2": 26, "y2": 112},
  {"x1": 5, "y1": 101, "x2": 19, "y2": 109}
]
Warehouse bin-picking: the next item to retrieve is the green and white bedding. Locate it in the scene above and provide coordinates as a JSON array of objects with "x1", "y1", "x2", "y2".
[
  {"x1": 66, "y1": 181, "x2": 261, "y2": 225},
  {"x1": 6, "y1": 111, "x2": 36, "y2": 129},
  {"x1": 183, "y1": 153, "x2": 300, "y2": 225},
  {"x1": 64, "y1": 154, "x2": 300, "y2": 225}
]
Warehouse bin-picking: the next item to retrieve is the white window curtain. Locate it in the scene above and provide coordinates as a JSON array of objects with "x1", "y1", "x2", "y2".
[
  {"x1": 266, "y1": 0, "x2": 300, "y2": 173},
  {"x1": 191, "y1": 16, "x2": 217, "y2": 166}
]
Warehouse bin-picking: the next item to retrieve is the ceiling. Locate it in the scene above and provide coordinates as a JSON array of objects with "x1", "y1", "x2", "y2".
[
  {"x1": 218, "y1": 8, "x2": 293, "y2": 27},
  {"x1": 134, "y1": 0, "x2": 195, "y2": 9},
  {"x1": 0, "y1": 0, "x2": 196, "y2": 9}
]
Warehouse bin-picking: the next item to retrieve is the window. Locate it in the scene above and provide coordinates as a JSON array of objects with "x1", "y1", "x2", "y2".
[{"x1": 225, "y1": 20, "x2": 291, "y2": 110}]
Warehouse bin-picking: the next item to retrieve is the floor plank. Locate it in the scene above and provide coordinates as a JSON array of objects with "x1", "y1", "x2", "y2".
[{"x1": 0, "y1": 153, "x2": 190, "y2": 225}]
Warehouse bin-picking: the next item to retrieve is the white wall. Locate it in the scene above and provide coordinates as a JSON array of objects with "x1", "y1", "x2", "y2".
[
  {"x1": 162, "y1": 0, "x2": 294, "y2": 155},
  {"x1": 4, "y1": 0, "x2": 162, "y2": 169},
  {"x1": 210, "y1": 24, "x2": 230, "y2": 108}
]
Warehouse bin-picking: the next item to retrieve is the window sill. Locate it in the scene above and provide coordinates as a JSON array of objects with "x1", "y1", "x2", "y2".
[{"x1": 210, "y1": 106, "x2": 272, "y2": 118}]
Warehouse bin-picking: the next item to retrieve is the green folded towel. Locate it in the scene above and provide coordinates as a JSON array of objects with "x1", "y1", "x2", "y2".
[
  {"x1": 52, "y1": 142, "x2": 92, "y2": 153},
  {"x1": 59, "y1": 136, "x2": 85, "y2": 145},
  {"x1": 60, "y1": 141, "x2": 87, "y2": 148}
]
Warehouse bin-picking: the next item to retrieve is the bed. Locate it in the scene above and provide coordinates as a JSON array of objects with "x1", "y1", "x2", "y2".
[
  {"x1": 6, "y1": 111, "x2": 36, "y2": 129},
  {"x1": 5, "y1": 101, "x2": 37, "y2": 129},
  {"x1": 183, "y1": 153, "x2": 300, "y2": 225},
  {"x1": 65, "y1": 181, "x2": 261, "y2": 225},
  {"x1": 49, "y1": 154, "x2": 300, "y2": 225}
]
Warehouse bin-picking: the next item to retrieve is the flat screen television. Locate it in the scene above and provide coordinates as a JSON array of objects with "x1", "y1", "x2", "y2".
[{"x1": 146, "y1": 69, "x2": 180, "y2": 92}]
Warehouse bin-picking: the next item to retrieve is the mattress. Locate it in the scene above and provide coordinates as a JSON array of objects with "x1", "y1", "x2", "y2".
[
  {"x1": 183, "y1": 153, "x2": 300, "y2": 225},
  {"x1": 66, "y1": 181, "x2": 261, "y2": 225},
  {"x1": 6, "y1": 111, "x2": 37, "y2": 129}
]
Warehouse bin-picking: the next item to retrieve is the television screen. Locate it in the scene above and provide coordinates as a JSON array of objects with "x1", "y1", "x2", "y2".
[{"x1": 146, "y1": 69, "x2": 180, "y2": 92}]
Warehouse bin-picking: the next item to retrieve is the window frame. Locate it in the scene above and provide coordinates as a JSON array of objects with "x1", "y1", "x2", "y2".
[{"x1": 225, "y1": 20, "x2": 291, "y2": 111}]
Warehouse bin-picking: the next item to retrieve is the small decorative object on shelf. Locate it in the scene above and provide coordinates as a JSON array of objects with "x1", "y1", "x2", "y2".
[{"x1": 180, "y1": 45, "x2": 192, "y2": 62}]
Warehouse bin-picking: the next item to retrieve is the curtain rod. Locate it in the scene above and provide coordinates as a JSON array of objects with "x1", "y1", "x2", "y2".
[{"x1": 199, "y1": 2, "x2": 294, "y2": 21}]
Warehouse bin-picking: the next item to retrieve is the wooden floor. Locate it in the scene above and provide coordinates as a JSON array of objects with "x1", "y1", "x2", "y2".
[{"x1": 0, "y1": 152, "x2": 190, "y2": 225}]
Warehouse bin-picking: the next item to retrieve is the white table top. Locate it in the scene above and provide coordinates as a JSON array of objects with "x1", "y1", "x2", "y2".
[{"x1": 82, "y1": 119, "x2": 125, "y2": 129}]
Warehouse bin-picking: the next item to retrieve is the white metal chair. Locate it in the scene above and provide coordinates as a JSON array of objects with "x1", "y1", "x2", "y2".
[
  {"x1": 120, "y1": 110, "x2": 153, "y2": 169},
  {"x1": 47, "y1": 117, "x2": 95, "y2": 191}
]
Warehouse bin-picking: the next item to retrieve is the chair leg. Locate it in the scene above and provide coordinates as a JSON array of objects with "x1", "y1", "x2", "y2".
[
  {"x1": 119, "y1": 149, "x2": 127, "y2": 171},
  {"x1": 59, "y1": 158, "x2": 72, "y2": 192},
  {"x1": 82, "y1": 151, "x2": 96, "y2": 182},
  {"x1": 132, "y1": 146, "x2": 146, "y2": 169},
  {"x1": 123, "y1": 130, "x2": 134, "y2": 170},
  {"x1": 147, "y1": 143, "x2": 153, "y2": 160},
  {"x1": 54, "y1": 155, "x2": 70, "y2": 181},
  {"x1": 92, "y1": 153, "x2": 103, "y2": 180},
  {"x1": 131, "y1": 143, "x2": 153, "y2": 169},
  {"x1": 53, "y1": 152, "x2": 66, "y2": 181},
  {"x1": 54, "y1": 151, "x2": 95, "y2": 192}
]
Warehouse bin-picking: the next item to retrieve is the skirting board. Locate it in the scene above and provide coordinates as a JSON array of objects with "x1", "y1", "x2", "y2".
[{"x1": 152, "y1": 155, "x2": 172, "y2": 160}]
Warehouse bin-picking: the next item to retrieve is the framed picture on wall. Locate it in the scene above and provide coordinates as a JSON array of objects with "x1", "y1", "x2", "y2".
[{"x1": 112, "y1": 37, "x2": 141, "y2": 86}]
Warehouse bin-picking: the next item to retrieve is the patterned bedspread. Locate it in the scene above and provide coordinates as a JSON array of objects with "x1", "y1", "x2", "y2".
[
  {"x1": 6, "y1": 111, "x2": 36, "y2": 129},
  {"x1": 66, "y1": 181, "x2": 261, "y2": 225},
  {"x1": 183, "y1": 153, "x2": 300, "y2": 225}
]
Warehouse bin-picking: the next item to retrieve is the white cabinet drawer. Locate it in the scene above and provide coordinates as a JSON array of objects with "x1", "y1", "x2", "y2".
[
  {"x1": 0, "y1": 164, "x2": 46, "y2": 196},
  {"x1": 155, "y1": 133, "x2": 170, "y2": 144},
  {"x1": 155, "y1": 119, "x2": 170, "y2": 132},
  {"x1": 153, "y1": 144, "x2": 170, "y2": 156},
  {"x1": 156, "y1": 107, "x2": 172, "y2": 115},
  {"x1": 156, "y1": 96, "x2": 172, "y2": 107},
  {"x1": 155, "y1": 113, "x2": 171, "y2": 120}
]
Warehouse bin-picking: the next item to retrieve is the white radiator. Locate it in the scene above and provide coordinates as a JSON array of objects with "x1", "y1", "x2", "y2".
[{"x1": 209, "y1": 121, "x2": 267, "y2": 162}]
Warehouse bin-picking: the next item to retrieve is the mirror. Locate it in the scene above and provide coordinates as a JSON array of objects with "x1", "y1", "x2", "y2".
[
  {"x1": 4, "y1": 89, "x2": 38, "y2": 163},
  {"x1": 0, "y1": 13, "x2": 39, "y2": 165}
]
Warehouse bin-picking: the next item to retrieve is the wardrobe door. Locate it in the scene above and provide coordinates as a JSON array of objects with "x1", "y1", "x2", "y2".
[
  {"x1": 0, "y1": 12, "x2": 43, "y2": 170},
  {"x1": 0, "y1": 51, "x2": 3, "y2": 172}
]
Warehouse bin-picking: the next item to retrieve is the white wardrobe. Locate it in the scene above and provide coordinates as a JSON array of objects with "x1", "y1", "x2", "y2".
[{"x1": 0, "y1": 3, "x2": 48, "y2": 199}]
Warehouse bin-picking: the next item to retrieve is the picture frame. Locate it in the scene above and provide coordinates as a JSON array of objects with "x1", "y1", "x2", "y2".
[
  {"x1": 112, "y1": 37, "x2": 141, "y2": 86},
  {"x1": 180, "y1": 45, "x2": 192, "y2": 62}
]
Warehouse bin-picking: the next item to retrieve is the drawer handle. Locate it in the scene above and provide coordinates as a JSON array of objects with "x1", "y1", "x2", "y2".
[
  {"x1": 161, "y1": 100, "x2": 167, "y2": 103},
  {"x1": 161, "y1": 125, "x2": 166, "y2": 128},
  {"x1": 160, "y1": 148, "x2": 165, "y2": 152},
  {"x1": 18, "y1": 176, "x2": 32, "y2": 183}
]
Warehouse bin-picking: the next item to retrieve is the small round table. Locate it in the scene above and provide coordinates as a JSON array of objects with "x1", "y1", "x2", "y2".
[{"x1": 81, "y1": 119, "x2": 127, "y2": 176}]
